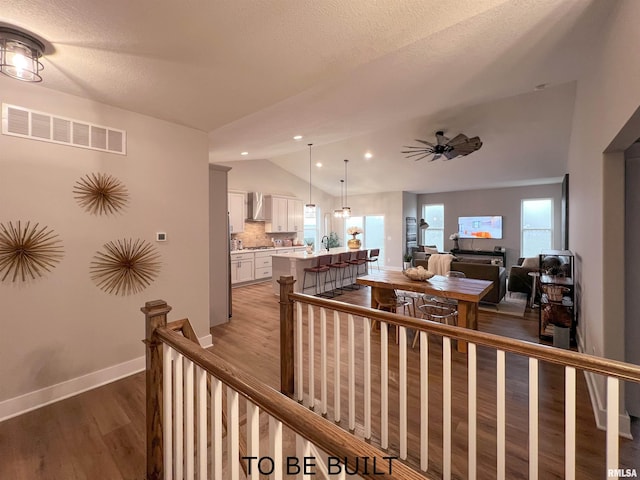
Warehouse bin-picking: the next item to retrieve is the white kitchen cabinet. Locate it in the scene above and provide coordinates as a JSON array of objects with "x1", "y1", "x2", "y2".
[
  {"x1": 254, "y1": 251, "x2": 273, "y2": 279},
  {"x1": 228, "y1": 192, "x2": 245, "y2": 234},
  {"x1": 265, "y1": 195, "x2": 289, "y2": 232},
  {"x1": 287, "y1": 198, "x2": 304, "y2": 233},
  {"x1": 231, "y1": 252, "x2": 254, "y2": 284}
]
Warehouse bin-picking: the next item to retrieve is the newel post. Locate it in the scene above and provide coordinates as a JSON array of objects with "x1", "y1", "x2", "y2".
[
  {"x1": 278, "y1": 275, "x2": 296, "y2": 396},
  {"x1": 142, "y1": 300, "x2": 172, "y2": 480}
]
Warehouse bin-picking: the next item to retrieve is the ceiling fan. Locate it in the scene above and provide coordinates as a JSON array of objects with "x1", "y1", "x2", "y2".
[{"x1": 402, "y1": 130, "x2": 482, "y2": 162}]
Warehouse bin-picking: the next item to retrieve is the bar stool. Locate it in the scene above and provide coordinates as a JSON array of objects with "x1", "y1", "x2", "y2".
[
  {"x1": 365, "y1": 248, "x2": 380, "y2": 271},
  {"x1": 302, "y1": 255, "x2": 334, "y2": 297},
  {"x1": 329, "y1": 252, "x2": 355, "y2": 294},
  {"x1": 347, "y1": 249, "x2": 368, "y2": 288}
]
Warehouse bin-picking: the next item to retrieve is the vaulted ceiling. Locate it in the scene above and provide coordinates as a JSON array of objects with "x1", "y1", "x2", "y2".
[{"x1": 2, "y1": 0, "x2": 615, "y2": 195}]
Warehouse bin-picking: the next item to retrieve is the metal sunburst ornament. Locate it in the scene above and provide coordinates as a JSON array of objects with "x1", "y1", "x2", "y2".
[
  {"x1": 73, "y1": 173, "x2": 129, "y2": 215},
  {"x1": 90, "y1": 238, "x2": 161, "y2": 296},
  {"x1": 0, "y1": 221, "x2": 64, "y2": 282}
]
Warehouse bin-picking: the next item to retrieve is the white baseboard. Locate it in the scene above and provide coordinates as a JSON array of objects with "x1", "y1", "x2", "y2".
[
  {"x1": 577, "y1": 331, "x2": 632, "y2": 439},
  {"x1": 0, "y1": 333, "x2": 212, "y2": 423}
]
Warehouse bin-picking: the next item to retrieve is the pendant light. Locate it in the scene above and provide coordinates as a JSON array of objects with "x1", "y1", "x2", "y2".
[
  {"x1": 342, "y1": 159, "x2": 351, "y2": 218},
  {"x1": 334, "y1": 179, "x2": 345, "y2": 218},
  {"x1": 304, "y1": 143, "x2": 316, "y2": 215}
]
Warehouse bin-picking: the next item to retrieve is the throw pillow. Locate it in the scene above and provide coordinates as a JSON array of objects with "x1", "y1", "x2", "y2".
[
  {"x1": 521, "y1": 257, "x2": 538, "y2": 269},
  {"x1": 424, "y1": 247, "x2": 439, "y2": 254}
]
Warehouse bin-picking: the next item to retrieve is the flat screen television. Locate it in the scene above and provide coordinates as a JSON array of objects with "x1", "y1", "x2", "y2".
[{"x1": 458, "y1": 215, "x2": 503, "y2": 239}]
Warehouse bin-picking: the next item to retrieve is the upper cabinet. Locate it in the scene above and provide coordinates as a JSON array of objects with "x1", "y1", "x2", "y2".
[
  {"x1": 265, "y1": 195, "x2": 303, "y2": 233},
  {"x1": 287, "y1": 198, "x2": 304, "y2": 233},
  {"x1": 228, "y1": 192, "x2": 245, "y2": 234}
]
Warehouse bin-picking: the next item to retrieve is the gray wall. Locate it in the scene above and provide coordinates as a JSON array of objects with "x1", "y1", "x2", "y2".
[{"x1": 417, "y1": 183, "x2": 563, "y2": 267}]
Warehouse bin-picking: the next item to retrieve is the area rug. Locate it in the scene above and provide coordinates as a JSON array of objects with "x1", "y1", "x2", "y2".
[{"x1": 479, "y1": 292, "x2": 528, "y2": 318}]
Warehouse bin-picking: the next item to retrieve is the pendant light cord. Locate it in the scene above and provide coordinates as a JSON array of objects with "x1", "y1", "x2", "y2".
[{"x1": 308, "y1": 144, "x2": 313, "y2": 205}]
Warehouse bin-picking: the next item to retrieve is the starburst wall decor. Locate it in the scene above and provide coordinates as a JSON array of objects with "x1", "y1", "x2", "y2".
[
  {"x1": 0, "y1": 221, "x2": 64, "y2": 282},
  {"x1": 90, "y1": 238, "x2": 161, "y2": 296},
  {"x1": 73, "y1": 173, "x2": 129, "y2": 215}
]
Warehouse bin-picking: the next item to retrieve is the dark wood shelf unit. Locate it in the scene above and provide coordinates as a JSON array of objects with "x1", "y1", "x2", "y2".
[{"x1": 538, "y1": 250, "x2": 576, "y2": 346}]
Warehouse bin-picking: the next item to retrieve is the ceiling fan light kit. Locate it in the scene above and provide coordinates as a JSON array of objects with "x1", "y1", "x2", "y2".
[{"x1": 402, "y1": 130, "x2": 482, "y2": 162}]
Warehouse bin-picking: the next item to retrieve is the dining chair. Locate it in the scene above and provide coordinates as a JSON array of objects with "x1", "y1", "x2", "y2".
[
  {"x1": 412, "y1": 302, "x2": 458, "y2": 348},
  {"x1": 365, "y1": 248, "x2": 380, "y2": 271}
]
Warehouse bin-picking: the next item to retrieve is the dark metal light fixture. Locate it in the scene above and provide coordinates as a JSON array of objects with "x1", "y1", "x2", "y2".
[
  {"x1": 304, "y1": 143, "x2": 316, "y2": 215},
  {"x1": 0, "y1": 27, "x2": 45, "y2": 82}
]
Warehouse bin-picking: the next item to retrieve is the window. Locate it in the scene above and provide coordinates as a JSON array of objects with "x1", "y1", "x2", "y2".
[
  {"x1": 421, "y1": 204, "x2": 444, "y2": 251},
  {"x1": 303, "y1": 207, "x2": 319, "y2": 248},
  {"x1": 347, "y1": 215, "x2": 385, "y2": 266},
  {"x1": 521, "y1": 198, "x2": 553, "y2": 257}
]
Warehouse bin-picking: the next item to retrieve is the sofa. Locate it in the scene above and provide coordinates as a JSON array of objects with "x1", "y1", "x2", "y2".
[
  {"x1": 507, "y1": 254, "x2": 572, "y2": 302},
  {"x1": 413, "y1": 254, "x2": 506, "y2": 305}
]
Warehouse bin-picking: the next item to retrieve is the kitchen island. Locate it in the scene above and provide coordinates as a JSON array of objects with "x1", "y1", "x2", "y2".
[{"x1": 271, "y1": 247, "x2": 365, "y2": 295}]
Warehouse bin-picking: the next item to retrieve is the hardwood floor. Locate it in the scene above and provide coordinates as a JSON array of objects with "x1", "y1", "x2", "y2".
[{"x1": 0, "y1": 280, "x2": 637, "y2": 479}]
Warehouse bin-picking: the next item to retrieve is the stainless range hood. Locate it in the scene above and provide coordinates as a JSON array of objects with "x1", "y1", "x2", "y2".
[{"x1": 247, "y1": 192, "x2": 265, "y2": 221}]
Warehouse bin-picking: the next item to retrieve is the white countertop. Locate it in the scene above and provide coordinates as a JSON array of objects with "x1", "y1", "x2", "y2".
[
  {"x1": 271, "y1": 246, "x2": 361, "y2": 259},
  {"x1": 230, "y1": 246, "x2": 305, "y2": 255}
]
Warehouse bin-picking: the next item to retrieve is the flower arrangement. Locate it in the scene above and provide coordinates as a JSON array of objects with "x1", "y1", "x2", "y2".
[
  {"x1": 347, "y1": 226, "x2": 363, "y2": 235},
  {"x1": 449, "y1": 232, "x2": 459, "y2": 240}
]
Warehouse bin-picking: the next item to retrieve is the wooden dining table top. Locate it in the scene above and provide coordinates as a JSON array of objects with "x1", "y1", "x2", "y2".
[{"x1": 356, "y1": 270, "x2": 493, "y2": 303}]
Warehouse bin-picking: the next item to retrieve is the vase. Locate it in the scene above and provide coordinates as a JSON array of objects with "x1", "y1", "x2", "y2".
[
  {"x1": 347, "y1": 234, "x2": 361, "y2": 249},
  {"x1": 453, "y1": 239, "x2": 459, "y2": 251}
]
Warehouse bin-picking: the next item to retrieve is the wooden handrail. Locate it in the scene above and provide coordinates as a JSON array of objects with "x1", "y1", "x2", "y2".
[
  {"x1": 280, "y1": 280, "x2": 640, "y2": 384},
  {"x1": 155, "y1": 326, "x2": 429, "y2": 480}
]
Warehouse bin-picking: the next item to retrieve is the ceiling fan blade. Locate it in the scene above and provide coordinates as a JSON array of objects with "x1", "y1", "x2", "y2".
[
  {"x1": 435, "y1": 131, "x2": 449, "y2": 146},
  {"x1": 414, "y1": 139, "x2": 435, "y2": 147},
  {"x1": 413, "y1": 153, "x2": 433, "y2": 162},
  {"x1": 446, "y1": 133, "x2": 469, "y2": 146},
  {"x1": 443, "y1": 150, "x2": 458, "y2": 160},
  {"x1": 452, "y1": 136, "x2": 483, "y2": 156},
  {"x1": 404, "y1": 150, "x2": 433, "y2": 158},
  {"x1": 431, "y1": 153, "x2": 442, "y2": 161}
]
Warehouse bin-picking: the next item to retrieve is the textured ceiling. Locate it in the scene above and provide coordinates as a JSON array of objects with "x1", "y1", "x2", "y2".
[{"x1": 1, "y1": 0, "x2": 614, "y2": 195}]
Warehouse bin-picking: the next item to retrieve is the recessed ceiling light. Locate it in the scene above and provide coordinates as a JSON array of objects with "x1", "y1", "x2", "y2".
[
  {"x1": 315, "y1": 162, "x2": 322, "y2": 167},
  {"x1": 293, "y1": 135, "x2": 303, "y2": 140},
  {"x1": 240, "y1": 151, "x2": 249, "y2": 156},
  {"x1": 534, "y1": 83, "x2": 548, "y2": 91},
  {"x1": 364, "y1": 152, "x2": 373, "y2": 159}
]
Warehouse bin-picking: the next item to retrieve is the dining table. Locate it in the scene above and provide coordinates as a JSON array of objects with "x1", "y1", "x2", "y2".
[{"x1": 356, "y1": 270, "x2": 493, "y2": 353}]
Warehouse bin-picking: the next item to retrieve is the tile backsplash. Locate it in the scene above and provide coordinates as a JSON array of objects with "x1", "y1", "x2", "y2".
[{"x1": 231, "y1": 221, "x2": 300, "y2": 248}]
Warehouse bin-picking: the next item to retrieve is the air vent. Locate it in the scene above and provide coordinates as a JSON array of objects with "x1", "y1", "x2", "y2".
[{"x1": 1, "y1": 103, "x2": 126, "y2": 155}]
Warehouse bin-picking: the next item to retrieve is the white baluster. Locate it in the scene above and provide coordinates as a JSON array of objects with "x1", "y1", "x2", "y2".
[
  {"x1": 228, "y1": 389, "x2": 239, "y2": 480},
  {"x1": 308, "y1": 305, "x2": 315, "y2": 409},
  {"x1": 443, "y1": 336, "x2": 451, "y2": 480},
  {"x1": 529, "y1": 358, "x2": 539, "y2": 480},
  {"x1": 420, "y1": 331, "x2": 429, "y2": 472},
  {"x1": 211, "y1": 378, "x2": 222, "y2": 480},
  {"x1": 321, "y1": 307, "x2": 327, "y2": 415},
  {"x1": 497, "y1": 349, "x2": 505, "y2": 480},
  {"x1": 348, "y1": 314, "x2": 355, "y2": 431},
  {"x1": 334, "y1": 310, "x2": 341, "y2": 422},
  {"x1": 399, "y1": 325, "x2": 407, "y2": 460},
  {"x1": 247, "y1": 401, "x2": 260, "y2": 480},
  {"x1": 196, "y1": 366, "x2": 207, "y2": 480},
  {"x1": 364, "y1": 316, "x2": 371, "y2": 440},
  {"x1": 269, "y1": 417, "x2": 283, "y2": 480},
  {"x1": 296, "y1": 435, "x2": 312, "y2": 480},
  {"x1": 174, "y1": 351, "x2": 183, "y2": 480},
  {"x1": 162, "y1": 344, "x2": 173, "y2": 480},
  {"x1": 468, "y1": 342, "x2": 477, "y2": 480},
  {"x1": 381, "y1": 321, "x2": 389, "y2": 449},
  {"x1": 185, "y1": 359, "x2": 194, "y2": 479},
  {"x1": 565, "y1": 366, "x2": 576, "y2": 480},
  {"x1": 606, "y1": 376, "x2": 620, "y2": 474},
  {"x1": 297, "y1": 301, "x2": 303, "y2": 402}
]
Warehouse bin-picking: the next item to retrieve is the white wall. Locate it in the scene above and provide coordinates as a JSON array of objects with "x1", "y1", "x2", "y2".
[
  {"x1": 0, "y1": 79, "x2": 210, "y2": 405},
  {"x1": 566, "y1": 0, "x2": 640, "y2": 424}
]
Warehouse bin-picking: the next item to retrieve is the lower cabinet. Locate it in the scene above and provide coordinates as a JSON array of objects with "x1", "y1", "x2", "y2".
[
  {"x1": 254, "y1": 252, "x2": 273, "y2": 280},
  {"x1": 231, "y1": 253, "x2": 254, "y2": 284}
]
